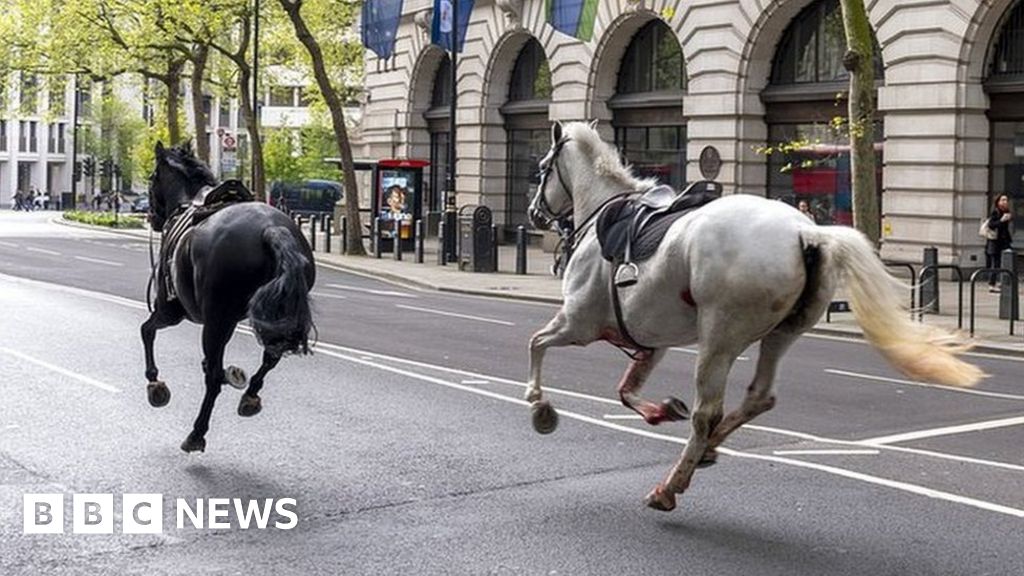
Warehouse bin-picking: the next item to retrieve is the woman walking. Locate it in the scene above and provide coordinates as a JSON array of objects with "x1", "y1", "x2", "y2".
[{"x1": 984, "y1": 194, "x2": 1014, "y2": 292}]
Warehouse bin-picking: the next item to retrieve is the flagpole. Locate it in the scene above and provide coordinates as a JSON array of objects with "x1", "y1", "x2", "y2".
[{"x1": 443, "y1": 0, "x2": 459, "y2": 262}]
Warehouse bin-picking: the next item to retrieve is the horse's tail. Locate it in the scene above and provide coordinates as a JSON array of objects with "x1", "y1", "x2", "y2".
[
  {"x1": 249, "y1": 226, "x2": 314, "y2": 356},
  {"x1": 804, "y1": 225, "x2": 983, "y2": 387}
]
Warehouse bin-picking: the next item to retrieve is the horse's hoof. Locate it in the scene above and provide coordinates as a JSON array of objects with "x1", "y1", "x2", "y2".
[
  {"x1": 697, "y1": 448, "x2": 719, "y2": 468},
  {"x1": 225, "y1": 366, "x2": 248, "y2": 390},
  {"x1": 661, "y1": 397, "x2": 689, "y2": 421},
  {"x1": 147, "y1": 381, "x2": 171, "y2": 408},
  {"x1": 238, "y1": 394, "x2": 262, "y2": 417},
  {"x1": 531, "y1": 401, "x2": 559, "y2": 435},
  {"x1": 180, "y1": 435, "x2": 206, "y2": 453},
  {"x1": 644, "y1": 484, "x2": 677, "y2": 512}
]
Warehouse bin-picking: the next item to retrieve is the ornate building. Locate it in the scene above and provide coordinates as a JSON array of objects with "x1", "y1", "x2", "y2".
[{"x1": 360, "y1": 0, "x2": 1024, "y2": 265}]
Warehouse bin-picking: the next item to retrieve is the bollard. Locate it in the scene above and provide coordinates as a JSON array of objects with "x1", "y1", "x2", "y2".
[
  {"x1": 415, "y1": 219, "x2": 424, "y2": 264},
  {"x1": 491, "y1": 225, "x2": 499, "y2": 272},
  {"x1": 999, "y1": 249, "x2": 1019, "y2": 321},
  {"x1": 394, "y1": 221, "x2": 403, "y2": 261},
  {"x1": 438, "y1": 222, "x2": 447, "y2": 266},
  {"x1": 516, "y1": 225, "x2": 527, "y2": 275},
  {"x1": 373, "y1": 217, "x2": 382, "y2": 259},
  {"x1": 310, "y1": 215, "x2": 318, "y2": 252},
  {"x1": 921, "y1": 247, "x2": 939, "y2": 313},
  {"x1": 320, "y1": 214, "x2": 327, "y2": 232},
  {"x1": 341, "y1": 216, "x2": 348, "y2": 255},
  {"x1": 325, "y1": 215, "x2": 332, "y2": 253}
]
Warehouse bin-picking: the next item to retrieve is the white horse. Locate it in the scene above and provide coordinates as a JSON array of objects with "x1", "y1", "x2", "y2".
[{"x1": 525, "y1": 121, "x2": 983, "y2": 512}]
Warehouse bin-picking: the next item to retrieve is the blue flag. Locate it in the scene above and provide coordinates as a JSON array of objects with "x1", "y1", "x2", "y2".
[
  {"x1": 362, "y1": 0, "x2": 404, "y2": 60},
  {"x1": 431, "y1": 0, "x2": 475, "y2": 53},
  {"x1": 546, "y1": 0, "x2": 598, "y2": 41}
]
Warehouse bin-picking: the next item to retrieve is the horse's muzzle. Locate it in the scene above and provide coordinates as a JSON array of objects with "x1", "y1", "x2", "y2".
[{"x1": 528, "y1": 208, "x2": 551, "y2": 231}]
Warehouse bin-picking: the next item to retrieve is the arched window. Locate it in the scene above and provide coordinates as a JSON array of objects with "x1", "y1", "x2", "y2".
[
  {"x1": 986, "y1": 0, "x2": 1024, "y2": 217},
  {"x1": 424, "y1": 55, "x2": 452, "y2": 215},
  {"x1": 611, "y1": 20, "x2": 687, "y2": 190},
  {"x1": 503, "y1": 39, "x2": 552, "y2": 230},
  {"x1": 763, "y1": 0, "x2": 883, "y2": 226}
]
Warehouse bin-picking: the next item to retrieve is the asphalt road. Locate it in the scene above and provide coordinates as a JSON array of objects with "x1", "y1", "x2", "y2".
[{"x1": 1, "y1": 211, "x2": 1023, "y2": 575}]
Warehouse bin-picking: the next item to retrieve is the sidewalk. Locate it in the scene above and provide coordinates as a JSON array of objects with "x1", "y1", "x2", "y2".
[{"x1": 54, "y1": 215, "x2": 1024, "y2": 356}]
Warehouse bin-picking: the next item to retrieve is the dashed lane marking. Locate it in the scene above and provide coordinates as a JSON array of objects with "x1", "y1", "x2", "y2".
[{"x1": 0, "y1": 347, "x2": 120, "y2": 393}]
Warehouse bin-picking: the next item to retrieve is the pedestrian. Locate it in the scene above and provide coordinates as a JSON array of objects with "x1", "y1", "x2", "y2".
[
  {"x1": 983, "y1": 194, "x2": 1013, "y2": 293},
  {"x1": 797, "y1": 199, "x2": 815, "y2": 223}
]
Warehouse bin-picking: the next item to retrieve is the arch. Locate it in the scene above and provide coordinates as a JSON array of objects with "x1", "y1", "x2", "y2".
[
  {"x1": 960, "y1": 0, "x2": 1022, "y2": 85},
  {"x1": 406, "y1": 45, "x2": 450, "y2": 131},
  {"x1": 586, "y1": 11, "x2": 663, "y2": 126},
  {"x1": 406, "y1": 45, "x2": 451, "y2": 217}
]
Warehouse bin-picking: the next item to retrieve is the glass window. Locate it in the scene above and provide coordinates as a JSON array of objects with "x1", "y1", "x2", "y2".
[
  {"x1": 431, "y1": 56, "x2": 452, "y2": 109},
  {"x1": 990, "y1": 122, "x2": 1024, "y2": 220},
  {"x1": 269, "y1": 86, "x2": 294, "y2": 107},
  {"x1": 49, "y1": 77, "x2": 67, "y2": 117},
  {"x1": 0, "y1": 120, "x2": 6, "y2": 151},
  {"x1": 202, "y1": 95, "x2": 213, "y2": 128},
  {"x1": 219, "y1": 100, "x2": 230, "y2": 127},
  {"x1": 29, "y1": 121, "x2": 38, "y2": 152},
  {"x1": 506, "y1": 128, "x2": 551, "y2": 228},
  {"x1": 615, "y1": 126, "x2": 687, "y2": 190},
  {"x1": 78, "y1": 80, "x2": 93, "y2": 118},
  {"x1": 429, "y1": 131, "x2": 449, "y2": 213},
  {"x1": 771, "y1": 0, "x2": 884, "y2": 85},
  {"x1": 58, "y1": 123, "x2": 66, "y2": 153},
  {"x1": 20, "y1": 72, "x2": 39, "y2": 115},
  {"x1": 989, "y1": 1, "x2": 1024, "y2": 78},
  {"x1": 617, "y1": 20, "x2": 685, "y2": 94},
  {"x1": 297, "y1": 87, "x2": 313, "y2": 107},
  {"x1": 508, "y1": 40, "x2": 552, "y2": 101}
]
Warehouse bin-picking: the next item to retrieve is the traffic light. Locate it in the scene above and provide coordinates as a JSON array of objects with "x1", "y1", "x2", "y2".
[
  {"x1": 73, "y1": 161, "x2": 82, "y2": 182},
  {"x1": 82, "y1": 157, "x2": 95, "y2": 177}
]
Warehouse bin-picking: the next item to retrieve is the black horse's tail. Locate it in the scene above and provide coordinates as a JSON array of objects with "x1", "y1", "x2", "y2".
[{"x1": 249, "y1": 226, "x2": 313, "y2": 356}]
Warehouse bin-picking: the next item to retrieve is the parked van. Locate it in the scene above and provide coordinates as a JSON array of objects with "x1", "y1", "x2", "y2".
[{"x1": 269, "y1": 180, "x2": 343, "y2": 215}]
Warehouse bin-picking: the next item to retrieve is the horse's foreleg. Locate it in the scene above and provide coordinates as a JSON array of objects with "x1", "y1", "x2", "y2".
[
  {"x1": 617, "y1": 349, "x2": 688, "y2": 425},
  {"x1": 526, "y1": 311, "x2": 587, "y2": 434},
  {"x1": 238, "y1": 350, "x2": 282, "y2": 417},
  {"x1": 182, "y1": 322, "x2": 236, "y2": 453},
  {"x1": 140, "y1": 303, "x2": 185, "y2": 408},
  {"x1": 646, "y1": 348, "x2": 735, "y2": 512}
]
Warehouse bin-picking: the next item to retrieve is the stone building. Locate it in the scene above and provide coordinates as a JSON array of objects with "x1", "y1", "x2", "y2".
[{"x1": 360, "y1": 0, "x2": 1024, "y2": 265}]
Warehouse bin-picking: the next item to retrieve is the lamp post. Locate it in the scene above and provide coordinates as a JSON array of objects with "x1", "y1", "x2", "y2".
[
  {"x1": 70, "y1": 73, "x2": 80, "y2": 210},
  {"x1": 442, "y1": 0, "x2": 460, "y2": 262},
  {"x1": 252, "y1": 0, "x2": 260, "y2": 192}
]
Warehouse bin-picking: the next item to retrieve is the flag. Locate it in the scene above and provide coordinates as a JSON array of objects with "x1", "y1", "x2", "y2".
[
  {"x1": 545, "y1": 0, "x2": 598, "y2": 41},
  {"x1": 431, "y1": 0, "x2": 475, "y2": 53},
  {"x1": 362, "y1": 0, "x2": 404, "y2": 60}
]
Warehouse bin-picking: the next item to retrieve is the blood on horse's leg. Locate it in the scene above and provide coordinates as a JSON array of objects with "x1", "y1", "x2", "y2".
[{"x1": 616, "y1": 348, "x2": 688, "y2": 424}]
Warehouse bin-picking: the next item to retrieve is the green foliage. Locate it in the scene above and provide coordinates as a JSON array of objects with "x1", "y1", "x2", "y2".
[
  {"x1": 263, "y1": 129, "x2": 302, "y2": 183},
  {"x1": 63, "y1": 210, "x2": 145, "y2": 229}
]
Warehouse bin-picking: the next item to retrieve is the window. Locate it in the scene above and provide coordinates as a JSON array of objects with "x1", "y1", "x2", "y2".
[
  {"x1": 297, "y1": 87, "x2": 313, "y2": 107},
  {"x1": 990, "y1": 0, "x2": 1024, "y2": 79},
  {"x1": 219, "y1": 100, "x2": 231, "y2": 127},
  {"x1": 48, "y1": 124, "x2": 56, "y2": 153},
  {"x1": 505, "y1": 128, "x2": 550, "y2": 228},
  {"x1": 202, "y1": 95, "x2": 213, "y2": 128},
  {"x1": 431, "y1": 56, "x2": 452, "y2": 109},
  {"x1": 616, "y1": 20, "x2": 685, "y2": 94},
  {"x1": 269, "y1": 86, "x2": 294, "y2": 107},
  {"x1": 57, "y1": 123, "x2": 66, "y2": 153},
  {"x1": 20, "y1": 72, "x2": 39, "y2": 115},
  {"x1": 508, "y1": 40, "x2": 552, "y2": 101},
  {"x1": 0, "y1": 120, "x2": 7, "y2": 152},
  {"x1": 614, "y1": 126, "x2": 687, "y2": 190},
  {"x1": 49, "y1": 77, "x2": 67, "y2": 117},
  {"x1": 19, "y1": 121, "x2": 27, "y2": 152},
  {"x1": 428, "y1": 131, "x2": 448, "y2": 213},
  {"x1": 504, "y1": 39, "x2": 553, "y2": 228},
  {"x1": 78, "y1": 80, "x2": 93, "y2": 118}
]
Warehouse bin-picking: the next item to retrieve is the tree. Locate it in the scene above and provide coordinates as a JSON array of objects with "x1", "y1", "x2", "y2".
[
  {"x1": 838, "y1": 0, "x2": 879, "y2": 245},
  {"x1": 277, "y1": 0, "x2": 366, "y2": 255}
]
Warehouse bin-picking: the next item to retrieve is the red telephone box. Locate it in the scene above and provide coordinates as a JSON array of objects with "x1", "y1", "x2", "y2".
[{"x1": 372, "y1": 159, "x2": 430, "y2": 251}]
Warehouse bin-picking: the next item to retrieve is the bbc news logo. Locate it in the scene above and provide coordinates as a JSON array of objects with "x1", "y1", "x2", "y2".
[{"x1": 23, "y1": 494, "x2": 298, "y2": 534}]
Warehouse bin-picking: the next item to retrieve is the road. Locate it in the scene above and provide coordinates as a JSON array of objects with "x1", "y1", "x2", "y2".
[{"x1": 1, "y1": 211, "x2": 1022, "y2": 575}]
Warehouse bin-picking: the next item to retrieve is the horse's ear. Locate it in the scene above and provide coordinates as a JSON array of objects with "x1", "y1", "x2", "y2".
[
  {"x1": 588, "y1": 119, "x2": 598, "y2": 130},
  {"x1": 552, "y1": 121, "x2": 563, "y2": 144}
]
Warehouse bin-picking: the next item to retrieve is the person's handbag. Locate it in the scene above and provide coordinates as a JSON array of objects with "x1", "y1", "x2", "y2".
[{"x1": 979, "y1": 217, "x2": 998, "y2": 241}]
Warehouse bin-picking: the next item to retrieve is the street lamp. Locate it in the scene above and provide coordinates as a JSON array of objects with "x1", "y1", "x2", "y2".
[{"x1": 443, "y1": 0, "x2": 460, "y2": 263}]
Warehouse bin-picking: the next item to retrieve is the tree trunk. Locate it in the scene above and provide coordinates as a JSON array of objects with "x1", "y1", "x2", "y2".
[
  {"x1": 280, "y1": 0, "x2": 367, "y2": 256},
  {"x1": 190, "y1": 44, "x2": 210, "y2": 164},
  {"x1": 166, "y1": 59, "x2": 185, "y2": 146},
  {"x1": 839, "y1": 0, "x2": 879, "y2": 245},
  {"x1": 238, "y1": 64, "x2": 266, "y2": 201}
]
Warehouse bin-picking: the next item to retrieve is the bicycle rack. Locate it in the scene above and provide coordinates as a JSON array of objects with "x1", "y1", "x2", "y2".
[
  {"x1": 968, "y1": 268, "x2": 1018, "y2": 337},
  {"x1": 884, "y1": 261, "x2": 917, "y2": 313},
  {"x1": 916, "y1": 265, "x2": 964, "y2": 329}
]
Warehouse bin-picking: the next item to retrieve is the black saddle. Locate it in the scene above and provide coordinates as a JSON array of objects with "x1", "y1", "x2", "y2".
[
  {"x1": 190, "y1": 179, "x2": 254, "y2": 223},
  {"x1": 597, "y1": 181, "x2": 721, "y2": 265}
]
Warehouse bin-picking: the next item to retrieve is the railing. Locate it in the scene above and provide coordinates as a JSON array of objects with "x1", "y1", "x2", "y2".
[
  {"x1": 968, "y1": 268, "x2": 1018, "y2": 337},
  {"x1": 883, "y1": 261, "x2": 917, "y2": 312},
  {"x1": 917, "y1": 265, "x2": 964, "y2": 329}
]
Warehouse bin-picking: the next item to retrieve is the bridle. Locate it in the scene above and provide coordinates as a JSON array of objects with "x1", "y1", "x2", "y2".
[{"x1": 532, "y1": 136, "x2": 573, "y2": 225}]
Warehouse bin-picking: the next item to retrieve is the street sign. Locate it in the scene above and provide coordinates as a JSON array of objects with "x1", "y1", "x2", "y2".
[{"x1": 222, "y1": 134, "x2": 237, "y2": 151}]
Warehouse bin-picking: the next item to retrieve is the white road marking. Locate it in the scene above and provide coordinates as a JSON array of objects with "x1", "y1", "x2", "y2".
[
  {"x1": 825, "y1": 368, "x2": 1024, "y2": 401},
  {"x1": 325, "y1": 283, "x2": 418, "y2": 298},
  {"x1": 26, "y1": 247, "x2": 60, "y2": 256},
  {"x1": 772, "y1": 449, "x2": 881, "y2": 456},
  {"x1": 807, "y1": 332, "x2": 1024, "y2": 363},
  {"x1": 603, "y1": 414, "x2": 643, "y2": 420},
  {"x1": 0, "y1": 347, "x2": 120, "y2": 393},
  {"x1": 311, "y1": 291, "x2": 348, "y2": 300},
  {"x1": 671, "y1": 347, "x2": 750, "y2": 361},
  {"x1": 74, "y1": 255, "x2": 124, "y2": 267},
  {"x1": 395, "y1": 304, "x2": 515, "y2": 326},
  {"x1": 461, "y1": 379, "x2": 490, "y2": 384},
  {"x1": 0, "y1": 241, "x2": 18, "y2": 248},
  {"x1": 860, "y1": 415, "x2": 1024, "y2": 446},
  {"x1": 4, "y1": 424, "x2": 19, "y2": 430}
]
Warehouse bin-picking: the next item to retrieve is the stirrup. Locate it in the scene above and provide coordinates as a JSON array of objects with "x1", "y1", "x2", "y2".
[{"x1": 615, "y1": 262, "x2": 639, "y2": 287}]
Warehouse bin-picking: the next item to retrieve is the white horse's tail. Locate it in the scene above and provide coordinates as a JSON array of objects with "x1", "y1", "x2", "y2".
[{"x1": 804, "y1": 226, "x2": 984, "y2": 388}]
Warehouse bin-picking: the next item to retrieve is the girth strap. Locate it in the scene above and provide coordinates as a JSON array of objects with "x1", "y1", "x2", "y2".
[{"x1": 609, "y1": 260, "x2": 654, "y2": 359}]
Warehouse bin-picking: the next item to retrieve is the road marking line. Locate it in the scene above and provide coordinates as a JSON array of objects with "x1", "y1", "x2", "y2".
[
  {"x1": 671, "y1": 347, "x2": 750, "y2": 362},
  {"x1": 74, "y1": 255, "x2": 124, "y2": 267},
  {"x1": 807, "y1": 332, "x2": 1024, "y2": 363},
  {"x1": 603, "y1": 414, "x2": 643, "y2": 420},
  {"x1": 772, "y1": 449, "x2": 880, "y2": 456},
  {"x1": 311, "y1": 291, "x2": 348, "y2": 300},
  {"x1": 325, "y1": 283, "x2": 418, "y2": 298},
  {"x1": 0, "y1": 347, "x2": 119, "y2": 393},
  {"x1": 395, "y1": 304, "x2": 515, "y2": 326},
  {"x1": 461, "y1": 379, "x2": 490, "y2": 384},
  {"x1": 0, "y1": 241, "x2": 18, "y2": 248},
  {"x1": 311, "y1": 345, "x2": 1024, "y2": 519},
  {"x1": 825, "y1": 368, "x2": 1024, "y2": 401},
  {"x1": 26, "y1": 247, "x2": 60, "y2": 256},
  {"x1": 859, "y1": 415, "x2": 1024, "y2": 446}
]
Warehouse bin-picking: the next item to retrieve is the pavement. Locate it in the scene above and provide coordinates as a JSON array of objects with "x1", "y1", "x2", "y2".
[{"x1": 54, "y1": 213, "x2": 1024, "y2": 356}]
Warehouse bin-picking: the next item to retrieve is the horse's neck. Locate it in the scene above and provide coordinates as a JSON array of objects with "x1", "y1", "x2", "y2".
[{"x1": 573, "y1": 173, "x2": 640, "y2": 225}]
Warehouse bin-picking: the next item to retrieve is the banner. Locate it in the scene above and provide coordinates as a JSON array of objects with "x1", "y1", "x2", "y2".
[
  {"x1": 431, "y1": 0, "x2": 475, "y2": 53},
  {"x1": 545, "y1": 0, "x2": 598, "y2": 41},
  {"x1": 362, "y1": 0, "x2": 404, "y2": 60}
]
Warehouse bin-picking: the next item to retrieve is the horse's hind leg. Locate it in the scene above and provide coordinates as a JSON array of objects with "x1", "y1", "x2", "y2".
[
  {"x1": 140, "y1": 302, "x2": 186, "y2": 408},
  {"x1": 526, "y1": 311, "x2": 592, "y2": 434},
  {"x1": 617, "y1": 349, "x2": 689, "y2": 424},
  {"x1": 646, "y1": 345, "x2": 738, "y2": 512},
  {"x1": 181, "y1": 320, "x2": 236, "y2": 453},
  {"x1": 237, "y1": 350, "x2": 282, "y2": 417}
]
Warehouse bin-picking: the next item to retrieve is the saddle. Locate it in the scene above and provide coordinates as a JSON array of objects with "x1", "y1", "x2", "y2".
[
  {"x1": 596, "y1": 181, "x2": 721, "y2": 286},
  {"x1": 158, "y1": 180, "x2": 254, "y2": 301}
]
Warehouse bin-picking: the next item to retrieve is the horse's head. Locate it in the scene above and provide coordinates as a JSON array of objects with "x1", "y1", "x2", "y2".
[
  {"x1": 528, "y1": 122, "x2": 577, "y2": 230},
  {"x1": 148, "y1": 141, "x2": 216, "y2": 232}
]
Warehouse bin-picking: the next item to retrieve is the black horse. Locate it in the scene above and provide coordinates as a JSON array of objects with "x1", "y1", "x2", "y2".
[{"x1": 143, "y1": 142, "x2": 315, "y2": 453}]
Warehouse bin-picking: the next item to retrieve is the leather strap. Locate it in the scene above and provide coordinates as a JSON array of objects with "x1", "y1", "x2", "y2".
[{"x1": 609, "y1": 260, "x2": 653, "y2": 357}]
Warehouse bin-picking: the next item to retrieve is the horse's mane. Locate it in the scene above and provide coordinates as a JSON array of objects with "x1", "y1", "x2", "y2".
[
  {"x1": 165, "y1": 143, "x2": 218, "y2": 191},
  {"x1": 562, "y1": 123, "x2": 661, "y2": 192}
]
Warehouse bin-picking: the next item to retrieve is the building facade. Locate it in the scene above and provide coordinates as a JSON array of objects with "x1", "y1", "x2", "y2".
[{"x1": 360, "y1": 0, "x2": 1024, "y2": 265}]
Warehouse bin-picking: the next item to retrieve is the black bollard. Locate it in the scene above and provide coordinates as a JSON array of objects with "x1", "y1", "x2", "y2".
[
  {"x1": 516, "y1": 225, "x2": 527, "y2": 275},
  {"x1": 373, "y1": 217, "x2": 382, "y2": 259},
  {"x1": 325, "y1": 215, "x2": 332, "y2": 253},
  {"x1": 1000, "y1": 248, "x2": 1019, "y2": 321},
  {"x1": 491, "y1": 225, "x2": 499, "y2": 272},
  {"x1": 438, "y1": 222, "x2": 447, "y2": 266},
  {"x1": 320, "y1": 214, "x2": 327, "y2": 232},
  {"x1": 341, "y1": 215, "x2": 348, "y2": 255},
  {"x1": 415, "y1": 219, "x2": 424, "y2": 263},
  {"x1": 310, "y1": 215, "x2": 318, "y2": 252},
  {"x1": 922, "y1": 247, "x2": 938, "y2": 313},
  {"x1": 394, "y1": 221, "x2": 403, "y2": 261}
]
